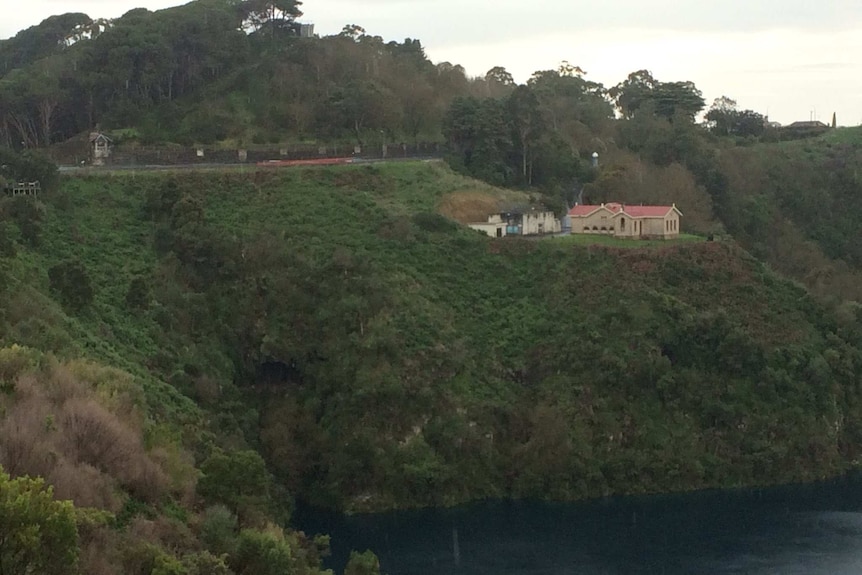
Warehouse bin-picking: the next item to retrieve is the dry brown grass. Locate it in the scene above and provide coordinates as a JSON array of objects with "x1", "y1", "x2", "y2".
[{"x1": 436, "y1": 191, "x2": 504, "y2": 224}]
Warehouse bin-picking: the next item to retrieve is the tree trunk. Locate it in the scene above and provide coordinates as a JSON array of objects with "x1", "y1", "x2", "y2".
[
  {"x1": 10, "y1": 113, "x2": 39, "y2": 148},
  {"x1": 38, "y1": 98, "x2": 58, "y2": 146}
]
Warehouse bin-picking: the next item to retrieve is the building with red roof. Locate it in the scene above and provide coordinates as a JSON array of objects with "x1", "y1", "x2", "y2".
[{"x1": 567, "y1": 202, "x2": 682, "y2": 239}]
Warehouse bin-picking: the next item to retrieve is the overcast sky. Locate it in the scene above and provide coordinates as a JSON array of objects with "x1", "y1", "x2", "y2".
[{"x1": 3, "y1": 0, "x2": 861, "y2": 125}]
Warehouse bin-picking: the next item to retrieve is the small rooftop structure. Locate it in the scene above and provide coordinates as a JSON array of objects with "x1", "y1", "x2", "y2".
[{"x1": 89, "y1": 132, "x2": 113, "y2": 165}]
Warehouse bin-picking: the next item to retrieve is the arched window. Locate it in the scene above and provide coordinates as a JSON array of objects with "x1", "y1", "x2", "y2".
[{"x1": 620, "y1": 218, "x2": 626, "y2": 231}]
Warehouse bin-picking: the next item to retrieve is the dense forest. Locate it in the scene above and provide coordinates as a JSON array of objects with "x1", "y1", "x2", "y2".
[{"x1": 2, "y1": 1, "x2": 862, "y2": 574}]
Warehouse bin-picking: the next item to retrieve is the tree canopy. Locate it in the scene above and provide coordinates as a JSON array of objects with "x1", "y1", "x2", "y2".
[{"x1": 610, "y1": 70, "x2": 705, "y2": 120}]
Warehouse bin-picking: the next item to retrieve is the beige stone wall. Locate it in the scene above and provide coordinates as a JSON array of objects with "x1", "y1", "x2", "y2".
[
  {"x1": 522, "y1": 212, "x2": 561, "y2": 235},
  {"x1": 571, "y1": 209, "x2": 617, "y2": 234},
  {"x1": 667, "y1": 213, "x2": 680, "y2": 235},
  {"x1": 613, "y1": 213, "x2": 637, "y2": 237},
  {"x1": 468, "y1": 222, "x2": 507, "y2": 237},
  {"x1": 643, "y1": 213, "x2": 681, "y2": 238},
  {"x1": 641, "y1": 217, "x2": 666, "y2": 237},
  {"x1": 572, "y1": 210, "x2": 682, "y2": 239}
]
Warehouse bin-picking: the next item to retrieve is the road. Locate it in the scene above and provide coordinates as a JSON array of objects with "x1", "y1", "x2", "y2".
[{"x1": 58, "y1": 156, "x2": 443, "y2": 174}]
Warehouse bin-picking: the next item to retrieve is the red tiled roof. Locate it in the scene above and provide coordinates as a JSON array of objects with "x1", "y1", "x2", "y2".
[
  {"x1": 568, "y1": 205, "x2": 602, "y2": 216},
  {"x1": 567, "y1": 203, "x2": 677, "y2": 218},
  {"x1": 624, "y1": 205, "x2": 674, "y2": 217},
  {"x1": 567, "y1": 203, "x2": 624, "y2": 216}
]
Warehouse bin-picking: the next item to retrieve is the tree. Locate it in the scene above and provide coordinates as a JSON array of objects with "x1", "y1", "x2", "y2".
[
  {"x1": 197, "y1": 450, "x2": 272, "y2": 522},
  {"x1": 339, "y1": 24, "x2": 366, "y2": 41},
  {"x1": 705, "y1": 96, "x2": 738, "y2": 135},
  {"x1": 706, "y1": 96, "x2": 765, "y2": 137},
  {"x1": 610, "y1": 70, "x2": 704, "y2": 121},
  {"x1": 557, "y1": 60, "x2": 585, "y2": 77},
  {"x1": 651, "y1": 81, "x2": 705, "y2": 120},
  {"x1": 0, "y1": 467, "x2": 79, "y2": 575},
  {"x1": 239, "y1": 0, "x2": 303, "y2": 34},
  {"x1": 527, "y1": 68, "x2": 612, "y2": 135},
  {"x1": 609, "y1": 69, "x2": 658, "y2": 118},
  {"x1": 733, "y1": 109, "x2": 766, "y2": 138},
  {"x1": 0, "y1": 147, "x2": 58, "y2": 192},
  {"x1": 507, "y1": 85, "x2": 544, "y2": 185},
  {"x1": 443, "y1": 96, "x2": 512, "y2": 185},
  {"x1": 329, "y1": 80, "x2": 400, "y2": 145},
  {"x1": 397, "y1": 78, "x2": 438, "y2": 143},
  {"x1": 485, "y1": 66, "x2": 514, "y2": 87}
]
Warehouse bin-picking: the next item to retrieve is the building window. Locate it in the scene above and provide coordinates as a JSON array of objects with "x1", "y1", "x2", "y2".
[{"x1": 621, "y1": 218, "x2": 626, "y2": 231}]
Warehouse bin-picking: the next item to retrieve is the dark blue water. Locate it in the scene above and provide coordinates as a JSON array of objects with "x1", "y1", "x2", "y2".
[{"x1": 295, "y1": 475, "x2": 862, "y2": 574}]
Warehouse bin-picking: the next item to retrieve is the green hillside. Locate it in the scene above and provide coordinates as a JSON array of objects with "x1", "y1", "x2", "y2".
[
  {"x1": 3, "y1": 3, "x2": 862, "y2": 573},
  {"x1": 2, "y1": 157, "x2": 862, "y2": 572},
  {"x1": 4, "y1": 161, "x2": 862, "y2": 513}
]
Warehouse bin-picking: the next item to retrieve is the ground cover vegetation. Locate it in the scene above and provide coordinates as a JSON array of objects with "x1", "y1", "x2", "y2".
[
  {"x1": 2, "y1": 1, "x2": 862, "y2": 573},
  {"x1": 1, "y1": 155, "x2": 862, "y2": 573}
]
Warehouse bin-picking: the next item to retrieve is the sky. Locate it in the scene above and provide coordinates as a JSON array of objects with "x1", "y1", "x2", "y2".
[{"x1": 3, "y1": 0, "x2": 861, "y2": 126}]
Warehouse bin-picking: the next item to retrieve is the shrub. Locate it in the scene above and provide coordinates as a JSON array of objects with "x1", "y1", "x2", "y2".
[
  {"x1": 411, "y1": 212, "x2": 457, "y2": 233},
  {"x1": 126, "y1": 276, "x2": 151, "y2": 310},
  {"x1": 344, "y1": 550, "x2": 381, "y2": 575},
  {"x1": 3, "y1": 196, "x2": 44, "y2": 246},
  {"x1": 183, "y1": 551, "x2": 233, "y2": 575},
  {"x1": 0, "y1": 362, "x2": 170, "y2": 511},
  {"x1": 197, "y1": 451, "x2": 271, "y2": 524},
  {"x1": 230, "y1": 529, "x2": 293, "y2": 575},
  {"x1": 0, "y1": 467, "x2": 79, "y2": 575},
  {"x1": 0, "y1": 222, "x2": 16, "y2": 257},
  {"x1": 48, "y1": 259, "x2": 94, "y2": 311},
  {"x1": 199, "y1": 505, "x2": 238, "y2": 555}
]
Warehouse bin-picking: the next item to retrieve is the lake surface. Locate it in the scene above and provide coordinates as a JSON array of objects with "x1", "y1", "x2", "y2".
[{"x1": 295, "y1": 475, "x2": 862, "y2": 574}]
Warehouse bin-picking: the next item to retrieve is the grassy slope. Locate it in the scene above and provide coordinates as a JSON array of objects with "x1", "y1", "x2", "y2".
[{"x1": 5, "y1": 160, "x2": 862, "y2": 514}]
